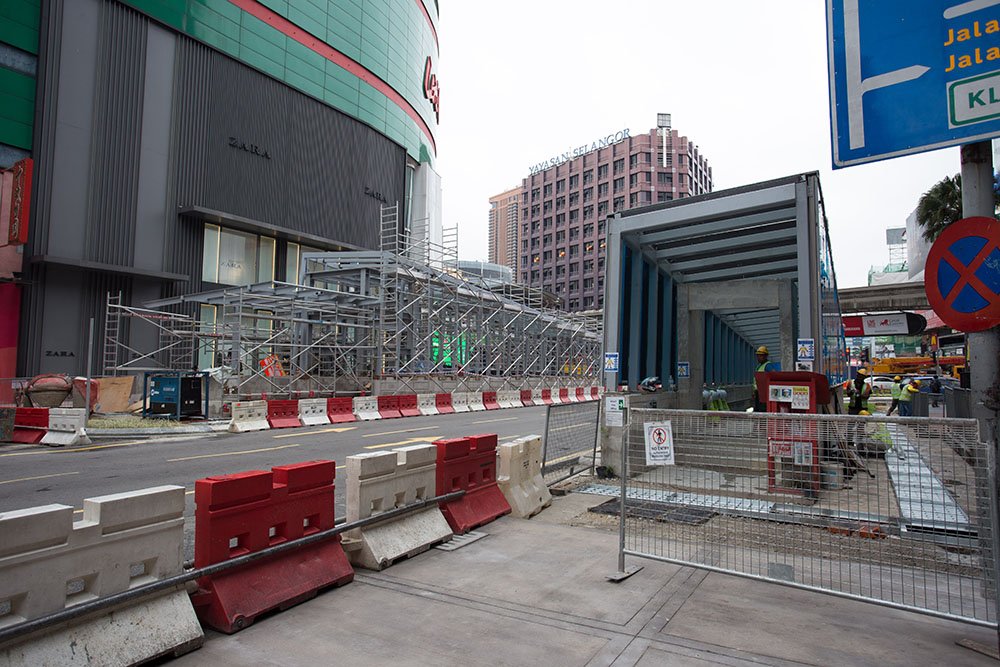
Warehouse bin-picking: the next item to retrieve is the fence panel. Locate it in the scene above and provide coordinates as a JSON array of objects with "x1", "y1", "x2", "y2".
[
  {"x1": 597, "y1": 408, "x2": 997, "y2": 626},
  {"x1": 542, "y1": 401, "x2": 600, "y2": 485}
]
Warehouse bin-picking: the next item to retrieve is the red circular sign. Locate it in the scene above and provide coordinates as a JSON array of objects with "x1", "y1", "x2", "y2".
[{"x1": 924, "y1": 216, "x2": 1000, "y2": 333}]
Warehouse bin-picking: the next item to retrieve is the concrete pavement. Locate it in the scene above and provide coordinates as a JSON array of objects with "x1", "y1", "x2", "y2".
[{"x1": 171, "y1": 492, "x2": 997, "y2": 666}]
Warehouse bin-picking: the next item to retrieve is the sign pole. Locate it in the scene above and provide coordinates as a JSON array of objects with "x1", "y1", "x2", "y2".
[{"x1": 960, "y1": 141, "x2": 998, "y2": 653}]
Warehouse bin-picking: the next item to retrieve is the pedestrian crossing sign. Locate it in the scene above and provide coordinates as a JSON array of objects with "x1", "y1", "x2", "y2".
[{"x1": 604, "y1": 352, "x2": 620, "y2": 373}]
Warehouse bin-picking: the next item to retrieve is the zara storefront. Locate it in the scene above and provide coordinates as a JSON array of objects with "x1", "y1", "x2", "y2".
[{"x1": 15, "y1": 0, "x2": 441, "y2": 376}]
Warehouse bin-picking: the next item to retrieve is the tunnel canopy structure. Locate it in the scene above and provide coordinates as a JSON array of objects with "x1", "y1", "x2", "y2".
[{"x1": 603, "y1": 172, "x2": 847, "y2": 406}]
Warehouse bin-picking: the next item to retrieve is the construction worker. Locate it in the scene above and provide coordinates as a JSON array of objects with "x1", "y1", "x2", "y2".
[
  {"x1": 751, "y1": 345, "x2": 776, "y2": 412},
  {"x1": 886, "y1": 375, "x2": 903, "y2": 416},
  {"x1": 898, "y1": 379, "x2": 920, "y2": 416},
  {"x1": 845, "y1": 368, "x2": 872, "y2": 415}
]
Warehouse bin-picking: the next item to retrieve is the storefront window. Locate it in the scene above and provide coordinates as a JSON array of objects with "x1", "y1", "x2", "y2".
[
  {"x1": 286, "y1": 243, "x2": 324, "y2": 284},
  {"x1": 197, "y1": 305, "x2": 217, "y2": 369},
  {"x1": 203, "y1": 224, "x2": 276, "y2": 286}
]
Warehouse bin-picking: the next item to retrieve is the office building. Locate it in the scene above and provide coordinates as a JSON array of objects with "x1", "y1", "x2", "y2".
[
  {"x1": 491, "y1": 116, "x2": 712, "y2": 312},
  {"x1": 488, "y1": 186, "x2": 520, "y2": 272}
]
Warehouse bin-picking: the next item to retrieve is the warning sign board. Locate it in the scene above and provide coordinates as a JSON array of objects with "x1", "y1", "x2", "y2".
[{"x1": 644, "y1": 421, "x2": 675, "y2": 466}]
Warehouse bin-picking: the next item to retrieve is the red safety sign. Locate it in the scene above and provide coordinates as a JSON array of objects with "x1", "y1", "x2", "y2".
[{"x1": 924, "y1": 216, "x2": 1000, "y2": 333}]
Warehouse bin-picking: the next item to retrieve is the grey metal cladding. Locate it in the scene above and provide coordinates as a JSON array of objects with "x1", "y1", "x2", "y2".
[
  {"x1": 174, "y1": 41, "x2": 405, "y2": 251},
  {"x1": 86, "y1": 1, "x2": 147, "y2": 267}
]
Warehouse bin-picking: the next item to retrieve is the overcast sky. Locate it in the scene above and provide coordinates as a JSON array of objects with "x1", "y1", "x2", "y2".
[{"x1": 434, "y1": 1, "x2": 962, "y2": 289}]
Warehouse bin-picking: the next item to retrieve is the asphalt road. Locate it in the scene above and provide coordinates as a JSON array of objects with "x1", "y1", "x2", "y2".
[{"x1": 0, "y1": 407, "x2": 550, "y2": 558}]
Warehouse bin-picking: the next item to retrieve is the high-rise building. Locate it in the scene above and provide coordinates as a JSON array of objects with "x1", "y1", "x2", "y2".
[
  {"x1": 0, "y1": 0, "x2": 441, "y2": 376},
  {"x1": 488, "y1": 187, "x2": 521, "y2": 272},
  {"x1": 495, "y1": 116, "x2": 712, "y2": 312}
]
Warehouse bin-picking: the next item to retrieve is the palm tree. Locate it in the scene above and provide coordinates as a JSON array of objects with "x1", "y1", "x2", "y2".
[
  {"x1": 916, "y1": 173, "x2": 1000, "y2": 242},
  {"x1": 916, "y1": 174, "x2": 962, "y2": 242}
]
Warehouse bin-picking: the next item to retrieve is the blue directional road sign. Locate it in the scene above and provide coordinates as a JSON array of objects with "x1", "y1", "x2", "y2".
[{"x1": 827, "y1": 1, "x2": 1000, "y2": 168}]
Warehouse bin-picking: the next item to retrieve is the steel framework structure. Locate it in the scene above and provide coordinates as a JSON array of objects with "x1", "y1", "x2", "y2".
[{"x1": 104, "y1": 206, "x2": 601, "y2": 397}]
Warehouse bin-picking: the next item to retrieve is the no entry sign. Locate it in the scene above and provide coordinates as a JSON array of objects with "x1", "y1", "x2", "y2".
[{"x1": 924, "y1": 216, "x2": 1000, "y2": 332}]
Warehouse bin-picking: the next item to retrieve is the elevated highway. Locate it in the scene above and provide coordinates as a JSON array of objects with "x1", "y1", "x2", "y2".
[{"x1": 838, "y1": 282, "x2": 929, "y2": 314}]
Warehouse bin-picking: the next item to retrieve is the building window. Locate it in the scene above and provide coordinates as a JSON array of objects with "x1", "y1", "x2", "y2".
[
  {"x1": 570, "y1": 262, "x2": 579, "y2": 274},
  {"x1": 558, "y1": 247, "x2": 566, "y2": 259},
  {"x1": 531, "y1": 188, "x2": 540, "y2": 201},
  {"x1": 286, "y1": 242, "x2": 323, "y2": 283},
  {"x1": 543, "y1": 217, "x2": 553, "y2": 229},
  {"x1": 584, "y1": 205, "x2": 594, "y2": 220},
  {"x1": 569, "y1": 298, "x2": 579, "y2": 309},
  {"x1": 557, "y1": 264, "x2": 566, "y2": 275},
  {"x1": 543, "y1": 250, "x2": 552, "y2": 262},
  {"x1": 583, "y1": 170, "x2": 594, "y2": 184},
  {"x1": 569, "y1": 209, "x2": 579, "y2": 222},
  {"x1": 543, "y1": 201, "x2": 553, "y2": 213},
  {"x1": 583, "y1": 277, "x2": 594, "y2": 290},
  {"x1": 583, "y1": 224, "x2": 593, "y2": 237},
  {"x1": 629, "y1": 173, "x2": 639, "y2": 187},
  {"x1": 629, "y1": 193, "x2": 638, "y2": 207},
  {"x1": 583, "y1": 259, "x2": 594, "y2": 273},
  {"x1": 597, "y1": 164, "x2": 608, "y2": 179},
  {"x1": 556, "y1": 196, "x2": 565, "y2": 209},
  {"x1": 556, "y1": 230, "x2": 566, "y2": 243},
  {"x1": 203, "y1": 224, "x2": 278, "y2": 286},
  {"x1": 569, "y1": 174, "x2": 579, "y2": 188},
  {"x1": 569, "y1": 227, "x2": 580, "y2": 241},
  {"x1": 613, "y1": 177, "x2": 625, "y2": 193},
  {"x1": 556, "y1": 180, "x2": 565, "y2": 193},
  {"x1": 569, "y1": 280, "x2": 579, "y2": 292},
  {"x1": 613, "y1": 197, "x2": 625, "y2": 212},
  {"x1": 613, "y1": 158, "x2": 624, "y2": 174},
  {"x1": 583, "y1": 296, "x2": 593, "y2": 308},
  {"x1": 657, "y1": 172, "x2": 673, "y2": 185},
  {"x1": 556, "y1": 213, "x2": 565, "y2": 226},
  {"x1": 598, "y1": 201, "x2": 608, "y2": 216},
  {"x1": 543, "y1": 183, "x2": 553, "y2": 197},
  {"x1": 532, "y1": 254, "x2": 540, "y2": 264},
  {"x1": 569, "y1": 192, "x2": 579, "y2": 206},
  {"x1": 598, "y1": 182, "x2": 608, "y2": 197}
]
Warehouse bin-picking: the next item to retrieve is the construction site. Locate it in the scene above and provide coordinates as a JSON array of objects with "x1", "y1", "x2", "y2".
[{"x1": 100, "y1": 206, "x2": 602, "y2": 403}]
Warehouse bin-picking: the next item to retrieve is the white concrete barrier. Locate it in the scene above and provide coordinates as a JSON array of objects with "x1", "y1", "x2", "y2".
[
  {"x1": 353, "y1": 396, "x2": 382, "y2": 421},
  {"x1": 344, "y1": 445, "x2": 452, "y2": 570},
  {"x1": 0, "y1": 486, "x2": 203, "y2": 665},
  {"x1": 39, "y1": 408, "x2": 91, "y2": 446},
  {"x1": 416, "y1": 394, "x2": 439, "y2": 416},
  {"x1": 465, "y1": 392, "x2": 487, "y2": 412},
  {"x1": 451, "y1": 392, "x2": 471, "y2": 413},
  {"x1": 498, "y1": 435, "x2": 552, "y2": 519},
  {"x1": 228, "y1": 400, "x2": 269, "y2": 433},
  {"x1": 298, "y1": 398, "x2": 330, "y2": 426},
  {"x1": 497, "y1": 390, "x2": 520, "y2": 409},
  {"x1": 567, "y1": 387, "x2": 580, "y2": 403}
]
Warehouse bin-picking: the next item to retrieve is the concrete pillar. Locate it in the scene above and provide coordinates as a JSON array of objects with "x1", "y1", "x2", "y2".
[{"x1": 778, "y1": 280, "x2": 795, "y2": 372}]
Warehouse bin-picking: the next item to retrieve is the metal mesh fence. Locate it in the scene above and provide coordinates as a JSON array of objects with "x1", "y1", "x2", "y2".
[
  {"x1": 542, "y1": 401, "x2": 600, "y2": 485},
  {"x1": 603, "y1": 408, "x2": 996, "y2": 626}
]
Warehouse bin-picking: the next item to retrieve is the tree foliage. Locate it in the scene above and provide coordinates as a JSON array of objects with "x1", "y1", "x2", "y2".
[{"x1": 915, "y1": 173, "x2": 1000, "y2": 242}]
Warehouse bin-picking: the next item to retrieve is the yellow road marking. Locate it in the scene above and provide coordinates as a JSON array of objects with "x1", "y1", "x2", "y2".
[
  {"x1": 168, "y1": 443, "x2": 300, "y2": 462},
  {"x1": 0, "y1": 471, "x2": 80, "y2": 486},
  {"x1": 547, "y1": 449, "x2": 591, "y2": 465},
  {"x1": 273, "y1": 426, "x2": 356, "y2": 439},
  {"x1": 55, "y1": 440, "x2": 149, "y2": 453},
  {"x1": 472, "y1": 417, "x2": 520, "y2": 424},
  {"x1": 364, "y1": 436, "x2": 441, "y2": 450},
  {"x1": 362, "y1": 426, "x2": 438, "y2": 438}
]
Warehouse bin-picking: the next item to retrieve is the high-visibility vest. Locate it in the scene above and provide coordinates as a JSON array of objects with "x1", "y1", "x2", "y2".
[
  {"x1": 899, "y1": 384, "x2": 915, "y2": 402},
  {"x1": 752, "y1": 361, "x2": 770, "y2": 391},
  {"x1": 890, "y1": 383, "x2": 902, "y2": 400}
]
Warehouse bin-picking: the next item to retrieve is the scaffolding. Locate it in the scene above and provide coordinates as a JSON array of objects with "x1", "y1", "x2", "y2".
[{"x1": 105, "y1": 205, "x2": 601, "y2": 398}]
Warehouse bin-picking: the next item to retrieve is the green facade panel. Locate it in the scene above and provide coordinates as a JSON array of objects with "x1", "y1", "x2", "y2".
[
  {"x1": 0, "y1": 0, "x2": 41, "y2": 54},
  {"x1": 120, "y1": 0, "x2": 438, "y2": 163},
  {"x1": 0, "y1": 64, "x2": 35, "y2": 150}
]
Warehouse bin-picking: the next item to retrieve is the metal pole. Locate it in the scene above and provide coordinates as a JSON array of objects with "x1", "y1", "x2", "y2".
[
  {"x1": 85, "y1": 318, "x2": 94, "y2": 422},
  {"x1": 618, "y1": 404, "x2": 628, "y2": 573},
  {"x1": 959, "y1": 141, "x2": 999, "y2": 652}
]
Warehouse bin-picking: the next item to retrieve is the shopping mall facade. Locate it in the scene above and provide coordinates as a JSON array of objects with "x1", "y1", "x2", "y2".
[{"x1": 0, "y1": 0, "x2": 441, "y2": 376}]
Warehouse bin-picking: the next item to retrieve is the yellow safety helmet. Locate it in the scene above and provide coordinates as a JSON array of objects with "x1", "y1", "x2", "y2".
[
  {"x1": 911, "y1": 379, "x2": 921, "y2": 387},
  {"x1": 859, "y1": 410, "x2": 871, "y2": 416},
  {"x1": 756, "y1": 346, "x2": 769, "y2": 355},
  {"x1": 906, "y1": 384, "x2": 919, "y2": 393},
  {"x1": 893, "y1": 375, "x2": 902, "y2": 381},
  {"x1": 856, "y1": 368, "x2": 869, "y2": 376}
]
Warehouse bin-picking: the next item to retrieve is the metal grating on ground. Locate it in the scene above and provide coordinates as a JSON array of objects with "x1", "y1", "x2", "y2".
[
  {"x1": 885, "y1": 424, "x2": 971, "y2": 533},
  {"x1": 435, "y1": 531, "x2": 489, "y2": 552},
  {"x1": 576, "y1": 483, "x2": 776, "y2": 515}
]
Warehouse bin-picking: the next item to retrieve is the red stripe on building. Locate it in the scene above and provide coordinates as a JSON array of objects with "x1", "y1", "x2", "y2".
[
  {"x1": 229, "y1": 0, "x2": 437, "y2": 155},
  {"x1": 415, "y1": 0, "x2": 439, "y2": 49}
]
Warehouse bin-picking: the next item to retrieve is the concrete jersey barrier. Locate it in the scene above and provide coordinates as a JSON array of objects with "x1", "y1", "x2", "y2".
[
  {"x1": 451, "y1": 392, "x2": 471, "y2": 413},
  {"x1": 228, "y1": 400, "x2": 270, "y2": 433},
  {"x1": 417, "y1": 394, "x2": 439, "y2": 416},
  {"x1": 498, "y1": 435, "x2": 552, "y2": 518},
  {"x1": 497, "y1": 390, "x2": 520, "y2": 409},
  {"x1": 0, "y1": 486, "x2": 203, "y2": 664},
  {"x1": 298, "y1": 398, "x2": 330, "y2": 426},
  {"x1": 353, "y1": 396, "x2": 382, "y2": 421},
  {"x1": 344, "y1": 445, "x2": 453, "y2": 570},
  {"x1": 39, "y1": 408, "x2": 91, "y2": 446},
  {"x1": 465, "y1": 392, "x2": 487, "y2": 412}
]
